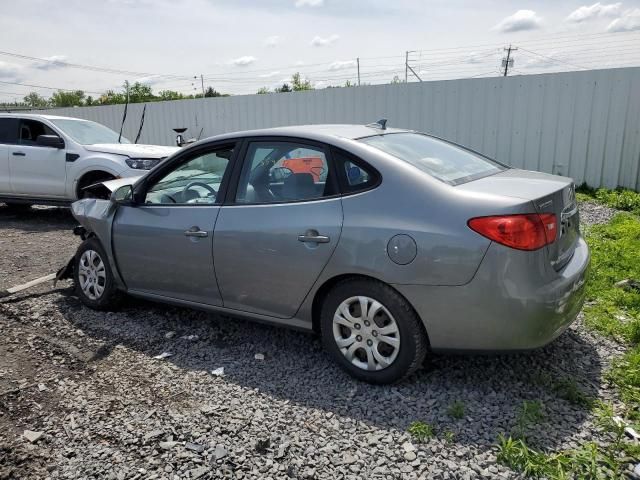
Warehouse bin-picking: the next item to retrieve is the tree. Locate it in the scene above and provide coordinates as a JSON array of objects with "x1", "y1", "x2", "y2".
[
  {"x1": 23, "y1": 92, "x2": 49, "y2": 108},
  {"x1": 128, "y1": 82, "x2": 154, "y2": 103},
  {"x1": 85, "y1": 96, "x2": 95, "y2": 106},
  {"x1": 275, "y1": 83, "x2": 291, "y2": 93},
  {"x1": 98, "y1": 89, "x2": 126, "y2": 105},
  {"x1": 158, "y1": 90, "x2": 184, "y2": 101},
  {"x1": 257, "y1": 87, "x2": 270, "y2": 94},
  {"x1": 391, "y1": 75, "x2": 405, "y2": 84},
  {"x1": 50, "y1": 90, "x2": 85, "y2": 107},
  {"x1": 291, "y1": 72, "x2": 313, "y2": 91},
  {"x1": 204, "y1": 86, "x2": 222, "y2": 98}
]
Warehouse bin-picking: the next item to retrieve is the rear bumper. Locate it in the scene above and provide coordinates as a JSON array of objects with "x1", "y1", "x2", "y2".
[{"x1": 393, "y1": 237, "x2": 590, "y2": 351}]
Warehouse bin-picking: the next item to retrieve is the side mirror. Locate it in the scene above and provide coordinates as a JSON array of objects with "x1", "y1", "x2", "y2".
[
  {"x1": 110, "y1": 184, "x2": 135, "y2": 205},
  {"x1": 36, "y1": 135, "x2": 65, "y2": 149}
]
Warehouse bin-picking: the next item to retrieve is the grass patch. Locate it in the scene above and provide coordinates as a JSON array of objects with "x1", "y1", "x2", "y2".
[
  {"x1": 407, "y1": 421, "x2": 435, "y2": 443},
  {"x1": 583, "y1": 213, "x2": 640, "y2": 345},
  {"x1": 530, "y1": 372, "x2": 594, "y2": 408},
  {"x1": 447, "y1": 400, "x2": 465, "y2": 420},
  {"x1": 513, "y1": 400, "x2": 545, "y2": 440},
  {"x1": 577, "y1": 184, "x2": 640, "y2": 215}
]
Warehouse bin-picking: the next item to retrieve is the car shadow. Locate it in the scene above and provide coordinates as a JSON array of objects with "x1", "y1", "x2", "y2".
[
  {"x1": 0, "y1": 205, "x2": 76, "y2": 233},
  {"x1": 52, "y1": 290, "x2": 604, "y2": 453}
]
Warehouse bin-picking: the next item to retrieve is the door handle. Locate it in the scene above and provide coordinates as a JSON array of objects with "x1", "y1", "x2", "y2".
[
  {"x1": 184, "y1": 226, "x2": 208, "y2": 238},
  {"x1": 12, "y1": 152, "x2": 25, "y2": 156},
  {"x1": 298, "y1": 231, "x2": 330, "y2": 243}
]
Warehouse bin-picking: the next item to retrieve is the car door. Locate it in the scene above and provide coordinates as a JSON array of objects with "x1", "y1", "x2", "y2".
[
  {"x1": 213, "y1": 138, "x2": 343, "y2": 318},
  {"x1": 8, "y1": 118, "x2": 67, "y2": 197},
  {"x1": 0, "y1": 118, "x2": 18, "y2": 194},
  {"x1": 111, "y1": 143, "x2": 236, "y2": 305}
]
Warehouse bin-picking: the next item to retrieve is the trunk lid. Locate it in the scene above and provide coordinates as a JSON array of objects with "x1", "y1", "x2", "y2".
[{"x1": 457, "y1": 169, "x2": 579, "y2": 270}]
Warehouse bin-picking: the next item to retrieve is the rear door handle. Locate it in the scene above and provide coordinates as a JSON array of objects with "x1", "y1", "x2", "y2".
[
  {"x1": 184, "y1": 226, "x2": 208, "y2": 238},
  {"x1": 298, "y1": 232, "x2": 330, "y2": 243},
  {"x1": 12, "y1": 152, "x2": 25, "y2": 156}
]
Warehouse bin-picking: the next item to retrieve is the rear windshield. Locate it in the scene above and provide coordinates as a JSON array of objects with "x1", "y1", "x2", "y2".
[{"x1": 359, "y1": 133, "x2": 505, "y2": 185}]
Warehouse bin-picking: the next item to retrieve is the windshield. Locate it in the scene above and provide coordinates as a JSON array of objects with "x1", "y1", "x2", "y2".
[
  {"x1": 359, "y1": 133, "x2": 505, "y2": 185},
  {"x1": 50, "y1": 118, "x2": 131, "y2": 145}
]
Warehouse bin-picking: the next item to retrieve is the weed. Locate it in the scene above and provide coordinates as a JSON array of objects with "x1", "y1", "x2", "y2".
[
  {"x1": 447, "y1": 400, "x2": 465, "y2": 420},
  {"x1": 443, "y1": 430, "x2": 455, "y2": 443},
  {"x1": 513, "y1": 400, "x2": 545, "y2": 440},
  {"x1": 550, "y1": 377, "x2": 593, "y2": 408},
  {"x1": 407, "y1": 421, "x2": 434, "y2": 443}
]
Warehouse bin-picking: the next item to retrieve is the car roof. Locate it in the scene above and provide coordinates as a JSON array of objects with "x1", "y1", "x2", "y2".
[
  {"x1": 0, "y1": 113, "x2": 86, "y2": 121},
  {"x1": 211, "y1": 124, "x2": 413, "y2": 143}
]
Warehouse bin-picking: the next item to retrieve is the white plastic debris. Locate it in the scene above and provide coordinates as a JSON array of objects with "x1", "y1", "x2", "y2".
[
  {"x1": 181, "y1": 335, "x2": 199, "y2": 341},
  {"x1": 625, "y1": 426, "x2": 640, "y2": 441},
  {"x1": 164, "y1": 331, "x2": 176, "y2": 339},
  {"x1": 211, "y1": 367, "x2": 225, "y2": 377},
  {"x1": 254, "y1": 353, "x2": 265, "y2": 361},
  {"x1": 23, "y1": 430, "x2": 43, "y2": 443},
  {"x1": 153, "y1": 352, "x2": 173, "y2": 360}
]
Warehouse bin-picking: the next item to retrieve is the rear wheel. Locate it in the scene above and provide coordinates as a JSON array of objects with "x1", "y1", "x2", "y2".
[
  {"x1": 74, "y1": 238, "x2": 122, "y2": 310},
  {"x1": 320, "y1": 278, "x2": 428, "y2": 384}
]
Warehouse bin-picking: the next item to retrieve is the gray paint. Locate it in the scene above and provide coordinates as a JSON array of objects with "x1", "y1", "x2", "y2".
[
  {"x1": 40, "y1": 68, "x2": 640, "y2": 190},
  {"x1": 71, "y1": 125, "x2": 590, "y2": 351}
]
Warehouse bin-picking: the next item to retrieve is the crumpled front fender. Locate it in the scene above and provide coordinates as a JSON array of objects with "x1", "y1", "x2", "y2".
[{"x1": 70, "y1": 198, "x2": 126, "y2": 290}]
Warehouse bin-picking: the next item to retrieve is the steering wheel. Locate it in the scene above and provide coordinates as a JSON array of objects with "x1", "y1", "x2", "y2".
[{"x1": 182, "y1": 181, "x2": 217, "y2": 200}]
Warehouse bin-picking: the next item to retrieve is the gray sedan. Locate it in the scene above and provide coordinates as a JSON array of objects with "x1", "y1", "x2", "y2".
[{"x1": 66, "y1": 123, "x2": 589, "y2": 384}]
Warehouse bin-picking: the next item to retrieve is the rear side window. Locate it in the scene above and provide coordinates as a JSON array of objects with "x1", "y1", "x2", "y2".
[
  {"x1": 359, "y1": 133, "x2": 505, "y2": 185},
  {"x1": 0, "y1": 118, "x2": 19, "y2": 144},
  {"x1": 333, "y1": 150, "x2": 379, "y2": 194},
  {"x1": 19, "y1": 119, "x2": 58, "y2": 146}
]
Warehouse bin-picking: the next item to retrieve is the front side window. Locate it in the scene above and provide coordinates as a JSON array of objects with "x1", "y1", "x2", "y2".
[
  {"x1": 359, "y1": 133, "x2": 505, "y2": 185},
  {"x1": 49, "y1": 118, "x2": 130, "y2": 144},
  {"x1": 0, "y1": 118, "x2": 19, "y2": 144},
  {"x1": 145, "y1": 147, "x2": 233, "y2": 204},
  {"x1": 19, "y1": 119, "x2": 59, "y2": 146},
  {"x1": 235, "y1": 141, "x2": 336, "y2": 204}
]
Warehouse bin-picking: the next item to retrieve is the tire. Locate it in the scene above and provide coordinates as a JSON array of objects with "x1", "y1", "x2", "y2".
[
  {"x1": 4, "y1": 203, "x2": 32, "y2": 211},
  {"x1": 74, "y1": 237, "x2": 122, "y2": 310},
  {"x1": 320, "y1": 278, "x2": 428, "y2": 384}
]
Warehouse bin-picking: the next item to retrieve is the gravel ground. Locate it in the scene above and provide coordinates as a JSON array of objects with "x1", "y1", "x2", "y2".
[{"x1": 0, "y1": 202, "x2": 634, "y2": 479}]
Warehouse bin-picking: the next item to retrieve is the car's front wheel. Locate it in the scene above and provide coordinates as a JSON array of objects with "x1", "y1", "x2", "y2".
[
  {"x1": 74, "y1": 238, "x2": 122, "y2": 310},
  {"x1": 320, "y1": 278, "x2": 428, "y2": 384}
]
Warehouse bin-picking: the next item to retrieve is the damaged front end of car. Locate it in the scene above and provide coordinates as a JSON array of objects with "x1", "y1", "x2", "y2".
[{"x1": 56, "y1": 178, "x2": 134, "y2": 288}]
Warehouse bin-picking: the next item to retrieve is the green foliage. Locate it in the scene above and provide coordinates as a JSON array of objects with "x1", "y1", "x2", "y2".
[
  {"x1": 513, "y1": 400, "x2": 545, "y2": 440},
  {"x1": 204, "y1": 86, "x2": 222, "y2": 98},
  {"x1": 595, "y1": 188, "x2": 640, "y2": 215},
  {"x1": 407, "y1": 421, "x2": 434, "y2": 442},
  {"x1": 50, "y1": 89, "x2": 85, "y2": 107},
  {"x1": 530, "y1": 372, "x2": 593, "y2": 408},
  {"x1": 157, "y1": 90, "x2": 185, "y2": 101},
  {"x1": 256, "y1": 87, "x2": 270, "y2": 94},
  {"x1": 442, "y1": 430, "x2": 455, "y2": 443},
  {"x1": 583, "y1": 213, "x2": 640, "y2": 344},
  {"x1": 23, "y1": 92, "x2": 49, "y2": 108},
  {"x1": 291, "y1": 72, "x2": 313, "y2": 91},
  {"x1": 275, "y1": 83, "x2": 292, "y2": 93},
  {"x1": 447, "y1": 400, "x2": 465, "y2": 419},
  {"x1": 608, "y1": 348, "x2": 640, "y2": 416}
]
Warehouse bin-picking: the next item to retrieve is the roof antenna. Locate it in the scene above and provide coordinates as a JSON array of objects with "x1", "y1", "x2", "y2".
[{"x1": 366, "y1": 118, "x2": 387, "y2": 130}]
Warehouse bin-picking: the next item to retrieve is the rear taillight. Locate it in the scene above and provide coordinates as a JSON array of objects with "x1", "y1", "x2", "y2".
[{"x1": 468, "y1": 213, "x2": 557, "y2": 251}]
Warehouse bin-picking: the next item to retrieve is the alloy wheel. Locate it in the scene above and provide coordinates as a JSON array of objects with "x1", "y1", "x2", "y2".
[{"x1": 78, "y1": 250, "x2": 106, "y2": 300}]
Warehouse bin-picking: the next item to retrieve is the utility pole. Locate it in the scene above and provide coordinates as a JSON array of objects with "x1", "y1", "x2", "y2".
[
  {"x1": 405, "y1": 51, "x2": 409, "y2": 83},
  {"x1": 356, "y1": 58, "x2": 360, "y2": 86},
  {"x1": 200, "y1": 74, "x2": 205, "y2": 97},
  {"x1": 502, "y1": 45, "x2": 517, "y2": 76}
]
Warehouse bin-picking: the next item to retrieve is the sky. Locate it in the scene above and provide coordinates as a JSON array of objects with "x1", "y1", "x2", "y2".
[{"x1": 0, "y1": 0, "x2": 639, "y2": 101}]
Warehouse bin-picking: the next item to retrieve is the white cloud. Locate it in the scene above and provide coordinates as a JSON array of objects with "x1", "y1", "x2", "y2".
[
  {"x1": 258, "y1": 71, "x2": 281, "y2": 78},
  {"x1": 311, "y1": 34, "x2": 340, "y2": 47},
  {"x1": 493, "y1": 10, "x2": 543, "y2": 33},
  {"x1": 295, "y1": 60, "x2": 306, "y2": 66},
  {"x1": 607, "y1": 8, "x2": 640, "y2": 31},
  {"x1": 231, "y1": 56, "x2": 257, "y2": 66},
  {"x1": 33, "y1": 55, "x2": 68, "y2": 71},
  {"x1": 0, "y1": 61, "x2": 24, "y2": 81},
  {"x1": 566, "y1": 2, "x2": 621, "y2": 22},
  {"x1": 328, "y1": 60, "x2": 356, "y2": 71},
  {"x1": 295, "y1": 0, "x2": 323, "y2": 7},
  {"x1": 264, "y1": 35, "x2": 281, "y2": 47}
]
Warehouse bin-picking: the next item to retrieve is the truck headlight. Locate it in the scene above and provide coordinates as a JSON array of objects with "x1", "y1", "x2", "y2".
[{"x1": 125, "y1": 158, "x2": 161, "y2": 170}]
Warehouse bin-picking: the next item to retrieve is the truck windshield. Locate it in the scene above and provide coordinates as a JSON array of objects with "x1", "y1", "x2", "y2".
[
  {"x1": 50, "y1": 118, "x2": 131, "y2": 145},
  {"x1": 359, "y1": 133, "x2": 505, "y2": 185}
]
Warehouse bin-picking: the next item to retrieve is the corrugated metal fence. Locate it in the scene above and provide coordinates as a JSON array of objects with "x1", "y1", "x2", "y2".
[{"x1": 41, "y1": 67, "x2": 640, "y2": 190}]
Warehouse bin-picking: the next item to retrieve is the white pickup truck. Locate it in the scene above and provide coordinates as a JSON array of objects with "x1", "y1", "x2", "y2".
[{"x1": 0, "y1": 113, "x2": 179, "y2": 208}]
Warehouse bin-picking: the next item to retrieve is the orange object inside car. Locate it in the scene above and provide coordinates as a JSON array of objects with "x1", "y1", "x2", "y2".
[{"x1": 282, "y1": 157, "x2": 324, "y2": 182}]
